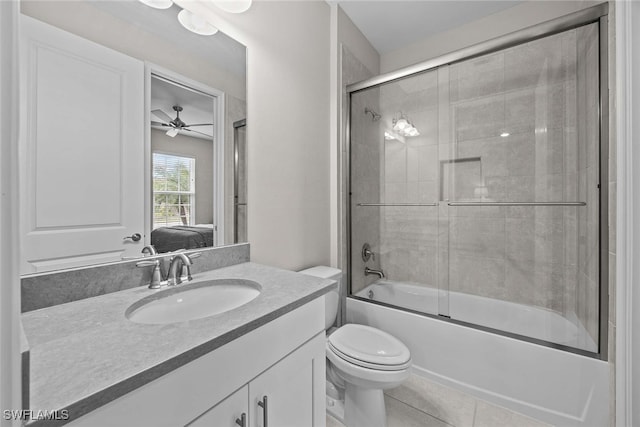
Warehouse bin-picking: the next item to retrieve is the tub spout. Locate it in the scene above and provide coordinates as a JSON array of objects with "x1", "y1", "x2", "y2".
[{"x1": 364, "y1": 266, "x2": 385, "y2": 279}]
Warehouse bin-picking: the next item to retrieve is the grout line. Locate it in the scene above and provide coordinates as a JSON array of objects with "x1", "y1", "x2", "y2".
[
  {"x1": 384, "y1": 394, "x2": 456, "y2": 427},
  {"x1": 472, "y1": 398, "x2": 478, "y2": 427}
]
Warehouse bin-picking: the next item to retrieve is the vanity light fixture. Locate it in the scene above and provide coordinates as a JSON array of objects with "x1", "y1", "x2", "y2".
[
  {"x1": 212, "y1": 0, "x2": 253, "y2": 14},
  {"x1": 138, "y1": 0, "x2": 173, "y2": 9},
  {"x1": 178, "y1": 9, "x2": 219, "y2": 36},
  {"x1": 384, "y1": 131, "x2": 406, "y2": 143},
  {"x1": 392, "y1": 114, "x2": 420, "y2": 137}
]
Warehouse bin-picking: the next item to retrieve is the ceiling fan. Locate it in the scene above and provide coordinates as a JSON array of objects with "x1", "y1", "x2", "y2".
[{"x1": 151, "y1": 105, "x2": 213, "y2": 138}]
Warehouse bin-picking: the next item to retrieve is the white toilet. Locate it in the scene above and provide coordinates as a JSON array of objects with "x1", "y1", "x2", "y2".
[{"x1": 299, "y1": 266, "x2": 412, "y2": 427}]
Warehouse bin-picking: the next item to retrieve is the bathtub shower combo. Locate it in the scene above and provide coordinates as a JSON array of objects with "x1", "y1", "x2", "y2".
[{"x1": 346, "y1": 5, "x2": 609, "y2": 427}]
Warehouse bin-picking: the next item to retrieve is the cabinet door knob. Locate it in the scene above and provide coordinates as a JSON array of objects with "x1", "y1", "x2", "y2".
[
  {"x1": 235, "y1": 413, "x2": 246, "y2": 427},
  {"x1": 257, "y1": 396, "x2": 268, "y2": 427}
]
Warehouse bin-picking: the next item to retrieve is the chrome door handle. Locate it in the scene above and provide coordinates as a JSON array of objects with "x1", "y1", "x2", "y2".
[
  {"x1": 235, "y1": 413, "x2": 246, "y2": 427},
  {"x1": 257, "y1": 396, "x2": 268, "y2": 427},
  {"x1": 123, "y1": 233, "x2": 142, "y2": 242}
]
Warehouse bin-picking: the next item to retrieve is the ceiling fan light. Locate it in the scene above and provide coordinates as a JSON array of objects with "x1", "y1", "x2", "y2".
[
  {"x1": 212, "y1": 0, "x2": 252, "y2": 13},
  {"x1": 178, "y1": 9, "x2": 219, "y2": 36},
  {"x1": 138, "y1": 0, "x2": 173, "y2": 9},
  {"x1": 166, "y1": 128, "x2": 179, "y2": 138}
]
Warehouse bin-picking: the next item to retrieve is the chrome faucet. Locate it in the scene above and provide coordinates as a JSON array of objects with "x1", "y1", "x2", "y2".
[
  {"x1": 136, "y1": 251, "x2": 199, "y2": 289},
  {"x1": 168, "y1": 252, "x2": 193, "y2": 286},
  {"x1": 364, "y1": 266, "x2": 385, "y2": 279},
  {"x1": 141, "y1": 245, "x2": 157, "y2": 256}
]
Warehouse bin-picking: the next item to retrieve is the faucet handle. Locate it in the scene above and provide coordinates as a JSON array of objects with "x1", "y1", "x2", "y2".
[
  {"x1": 179, "y1": 253, "x2": 201, "y2": 282},
  {"x1": 136, "y1": 260, "x2": 158, "y2": 267},
  {"x1": 362, "y1": 243, "x2": 375, "y2": 262},
  {"x1": 136, "y1": 259, "x2": 164, "y2": 289}
]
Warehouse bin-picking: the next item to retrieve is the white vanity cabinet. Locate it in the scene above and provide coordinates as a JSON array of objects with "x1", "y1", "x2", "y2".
[
  {"x1": 187, "y1": 333, "x2": 319, "y2": 427},
  {"x1": 187, "y1": 385, "x2": 248, "y2": 427},
  {"x1": 248, "y1": 341, "x2": 316, "y2": 427},
  {"x1": 66, "y1": 298, "x2": 326, "y2": 427}
]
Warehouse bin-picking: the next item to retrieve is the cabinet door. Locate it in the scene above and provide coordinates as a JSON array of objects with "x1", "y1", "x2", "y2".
[
  {"x1": 19, "y1": 15, "x2": 145, "y2": 273},
  {"x1": 249, "y1": 333, "x2": 326, "y2": 427},
  {"x1": 186, "y1": 385, "x2": 248, "y2": 427}
]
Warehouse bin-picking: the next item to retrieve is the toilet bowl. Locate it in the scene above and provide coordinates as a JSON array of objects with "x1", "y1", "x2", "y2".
[{"x1": 299, "y1": 266, "x2": 412, "y2": 427}]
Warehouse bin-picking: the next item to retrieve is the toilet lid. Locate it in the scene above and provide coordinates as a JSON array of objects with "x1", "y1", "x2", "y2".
[{"x1": 328, "y1": 324, "x2": 411, "y2": 370}]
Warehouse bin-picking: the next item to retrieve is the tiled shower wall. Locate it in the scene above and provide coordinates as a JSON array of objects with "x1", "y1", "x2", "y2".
[
  {"x1": 379, "y1": 70, "x2": 440, "y2": 287},
  {"x1": 350, "y1": 24, "x2": 602, "y2": 347},
  {"x1": 344, "y1": 46, "x2": 380, "y2": 295}
]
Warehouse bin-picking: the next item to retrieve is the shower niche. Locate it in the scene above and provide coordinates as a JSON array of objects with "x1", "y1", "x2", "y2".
[{"x1": 347, "y1": 19, "x2": 607, "y2": 357}]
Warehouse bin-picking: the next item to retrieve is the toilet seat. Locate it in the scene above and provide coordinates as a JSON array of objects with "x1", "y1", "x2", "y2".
[
  {"x1": 326, "y1": 343, "x2": 411, "y2": 391},
  {"x1": 327, "y1": 324, "x2": 411, "y2": 371}
]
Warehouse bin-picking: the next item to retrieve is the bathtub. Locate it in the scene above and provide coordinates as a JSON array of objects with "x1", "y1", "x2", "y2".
[
  {"x1": 360, "y1": 280, "x2": 597, "y2": 352},
  {"x1": 347, "y1": 281, "x2": 609, "y2": 427}
]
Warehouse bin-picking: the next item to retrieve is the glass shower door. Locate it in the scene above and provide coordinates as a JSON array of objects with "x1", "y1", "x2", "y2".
[
  {"x1": 348, "y1": 20, "x2": 603, "y2": 355},
  {"x1": 444, "y1": 24, "x2": 600, "y2": 352},
  {"x1": 350, "y1": 69, "x2": 447, "y2": 318}
]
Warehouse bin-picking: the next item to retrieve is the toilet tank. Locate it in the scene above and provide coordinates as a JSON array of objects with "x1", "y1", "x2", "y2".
[{"x1": 299, "y1": 266, "x2": 342, "y2": 331}]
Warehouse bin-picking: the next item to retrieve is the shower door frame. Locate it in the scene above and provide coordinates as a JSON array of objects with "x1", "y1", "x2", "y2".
[
  {"x1": 345, "y1": 3, "x2": 610, "y2": 360},
  {"x1": 233, "y1": 118, "x2": 247, "y2": 244}
]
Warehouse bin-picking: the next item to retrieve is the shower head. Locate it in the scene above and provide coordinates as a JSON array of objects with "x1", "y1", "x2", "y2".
[{"x1": 365, "y1": 107, "x2": 381, "y2": 121}]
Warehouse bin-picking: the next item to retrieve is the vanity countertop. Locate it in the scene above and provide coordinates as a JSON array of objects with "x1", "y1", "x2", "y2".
[{"x1": 21, "y1": 262, "x2": 335, "y2": 425}]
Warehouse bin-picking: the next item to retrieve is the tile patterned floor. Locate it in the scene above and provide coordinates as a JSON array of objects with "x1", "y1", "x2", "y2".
[{"x1": 326, "y1": 374, "x2": 552, "y2": 427}]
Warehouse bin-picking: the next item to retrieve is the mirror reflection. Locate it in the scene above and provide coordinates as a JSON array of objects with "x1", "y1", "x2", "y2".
[
  {"x1": 19, "y1": 0, "x2": 246, "y2": 274},
  {"x1": 150, "y1": 75, "x2": 217, "y2": 253}
]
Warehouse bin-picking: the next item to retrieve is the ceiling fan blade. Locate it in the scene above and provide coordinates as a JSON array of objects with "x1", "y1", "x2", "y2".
[
  {"x1": 151, "y1": 109, "x2": 173, "y2": 123},
  {"x1": 166, "y1": 128, "x2": 179, "y2": 138},
  {"x1": 185, "y1": 123, "x2": 214, "y2": 127},
  {"x1": 183, "y1": 128, "x2": 213, "y2": 138},
  {"x1": 151, "y1": 121, "x2": 170, "y2": 127}
]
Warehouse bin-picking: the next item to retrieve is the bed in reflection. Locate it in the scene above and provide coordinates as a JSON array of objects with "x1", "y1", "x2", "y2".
[{"x1": 151, "y1": 225, "x2": 214, "y2": 253}]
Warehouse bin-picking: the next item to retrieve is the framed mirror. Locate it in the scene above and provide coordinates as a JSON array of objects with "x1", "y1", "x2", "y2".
[{"x1": 19, "y1": 0, "x2": 246, "y2": 274}]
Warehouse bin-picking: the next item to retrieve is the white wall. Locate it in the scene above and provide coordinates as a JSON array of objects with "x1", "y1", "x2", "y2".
[
  {"x1": 616, "y1": 1, "x2": 640, "y2": 425},
  {"x1": 381, "y1": 0, "x2": 602, "y2": 73},
  {"x1": 632, "y1": 4, "x2": 640, "y2": 422},
  {"x1": 0, "y1": 1, "x2": 22, "y2": 424},
  {"x1": 328, "y1": 4, "x2": 380, "y2": 268},
  {"x1": 337, "y1": 6, "x2": 380, "y2": 77},
  {"x1": 176, "y1": 1, "x2": 332, "y2": 270}
]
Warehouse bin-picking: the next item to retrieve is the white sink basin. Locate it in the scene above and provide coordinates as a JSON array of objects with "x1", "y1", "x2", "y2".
[{"x1": 126, "y1": 279, "x2": 261, "y2": 324}]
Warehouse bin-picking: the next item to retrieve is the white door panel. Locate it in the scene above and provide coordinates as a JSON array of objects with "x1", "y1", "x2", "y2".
[{"x1": 20, "y1": 16, "x2": 144, "y2": 273}]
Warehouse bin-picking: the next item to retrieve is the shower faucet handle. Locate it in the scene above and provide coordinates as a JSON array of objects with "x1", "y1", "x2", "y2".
[{"x1": 362, "y1": 243, "x2": 375, "y2": 262}]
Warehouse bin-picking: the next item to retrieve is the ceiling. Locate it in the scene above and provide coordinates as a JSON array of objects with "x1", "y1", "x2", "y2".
[
  {"x1": 89, "y1": 1, "x2": 246, "y2": 77},
  {"x1": 337, "y1": 1, "x2": 523, "y2": 54},
  {"x1": 151, "y1": 76, "x2": 214, "y2": 140},
  {"x1": 89, "y1": 0, "x2": 247, "y2": 141}
]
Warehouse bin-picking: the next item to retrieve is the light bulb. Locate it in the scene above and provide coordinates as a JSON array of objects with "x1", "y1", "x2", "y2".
[
  {"x1": 138, "y1": 0, "x2": 173, "y2": 9},
  {"x1": 178, "y1": 9, "x2": 219, "y2": 36},
  {"x1": 500, "y1": 131, "x2": 510, "y2": 137},
  {"x1": 393, "y1": 118, "x2": 408, "y2": 131},
  {"x1": 212, "y1": 0, "x2": 252, "y2": 13}
]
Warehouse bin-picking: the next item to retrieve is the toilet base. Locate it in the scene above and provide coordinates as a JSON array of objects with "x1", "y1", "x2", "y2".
[
  {"x1": 326, "y1": 394, "x2": 345, "y2": 423},
  {"x1": 343, "y1": 383, "x2": 387, "y2": 427}
]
